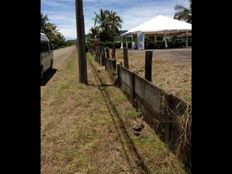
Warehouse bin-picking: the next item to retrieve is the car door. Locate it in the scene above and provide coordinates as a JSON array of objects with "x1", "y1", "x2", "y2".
[
  {"x1": 41, "y1": 42, "x2": 50, "y2": 71},
  {"x1": 47, "y1": 43, "x2": 53, "y2": 68}
]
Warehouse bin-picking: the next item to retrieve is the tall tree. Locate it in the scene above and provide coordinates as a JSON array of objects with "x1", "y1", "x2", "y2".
[
  {"x1": 108, "y1": 10, "x2": 123, "y2": 37},
  {"x1": 108, "y1": 10, "x2": 123, "y2": 57},
  {"x1": 41, "y1": 13, "x2": 48, "y2": 33},
  {"x1": 174, "y1": 0, "x2": 192, "y2": 23},
  {"x1": 89, "y1": 26, "x2": 99, "y2": 39},
  {"x1": 95, "y1": 9, "x2": 110, "y2": 32},
  {"x1": 92, "y1": 9, "x2": 123, "y2": 42},
  {"x1": 94, "y1": 9, "x2": 111, "y2": 41},
  {"x1": 41, "y1": 13, "x2": 66, "y2": 48}
]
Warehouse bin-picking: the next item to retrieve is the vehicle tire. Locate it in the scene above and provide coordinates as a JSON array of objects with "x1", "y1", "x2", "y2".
[{"x1": 41, "y1": 66, "x2": 44, "y2": 79}]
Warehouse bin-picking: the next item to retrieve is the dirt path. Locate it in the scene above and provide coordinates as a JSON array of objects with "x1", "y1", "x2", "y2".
[
  {"x1": 53, "y1": 46, "x2": 76, "y2": 68},
  {"x1": 41, "y1": 50, "x2": 187, "y2": 174},
  {"x1": 41, "y1": 46, "x2": 76, "y2": 87}
]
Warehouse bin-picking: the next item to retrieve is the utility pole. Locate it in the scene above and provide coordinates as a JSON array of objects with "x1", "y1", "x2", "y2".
[{"x1": 75, "y1": 0, "x2": 88, "y2": 84}]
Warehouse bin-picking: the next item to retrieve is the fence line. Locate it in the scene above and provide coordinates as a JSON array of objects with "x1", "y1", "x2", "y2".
[
  {"x1": 118, "y1": 64, "x2": 191, "y2": 168},
  {"x1": 90, "y1": 46, "x2": 192, "y2": 169}
]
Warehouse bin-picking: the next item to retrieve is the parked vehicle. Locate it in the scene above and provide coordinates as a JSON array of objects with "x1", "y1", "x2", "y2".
[{"x1": 41, "y1": 33, "x2": 54, "y2": 78}]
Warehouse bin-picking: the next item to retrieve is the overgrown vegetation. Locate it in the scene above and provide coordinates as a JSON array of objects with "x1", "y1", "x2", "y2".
[
  {"x1": 41, "y1": 13, "x2": 75, "y2": 49},
  {"x1": 88, "y1": 9, "x2": 123, "y2": 42},
  {"x1": 64, "y1": 40, "x2": 76, "y2": 47},
  {"x1": 174, "y1": 0, "x2": 192, "y2": 23}
]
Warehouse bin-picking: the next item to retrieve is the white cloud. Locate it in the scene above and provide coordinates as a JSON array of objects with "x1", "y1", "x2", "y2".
[
  {"x1": 119, "y1": 6, "x2": 175, "y2": 30},
  {"x1": 83, "y1": 0, "x2": 178, "y2": 33},
  {"x1": 42, "y1": 0, "x2": 190, "y2": 39},
  {"x1": 58, "y1": 25, "x2": 76, "y2": 40},
  {"x1": 49, "y1": 15, "x2": 74, "y2": 22}
]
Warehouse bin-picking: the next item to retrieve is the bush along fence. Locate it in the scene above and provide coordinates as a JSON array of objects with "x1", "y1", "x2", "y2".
[
  {"x1": 89, "y1": 45, "x2": 192, "y2": 170},
  {"x1": 89, "y1": 45, "x2": 117, "y2": 72}
]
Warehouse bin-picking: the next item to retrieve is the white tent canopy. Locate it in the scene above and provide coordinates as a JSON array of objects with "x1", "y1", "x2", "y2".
[{"x1": 121, "y1": 15, "x2": 192, "y2": 49}]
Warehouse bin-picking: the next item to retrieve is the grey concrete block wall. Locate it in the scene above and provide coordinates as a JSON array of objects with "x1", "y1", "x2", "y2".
[
  {"x1": 118, "y1": 66, "x2": 132, "y2": 87},
  {"x1": 118, "y1": 65, "x2": 134, "y2": 103},
  {"x1": 117, "y1": 64, "x2": 190, "y2": 117},
  {"x1": 134, "y1": 75, "x2": 167, "y2": 116},
  {"x1": 117, "y1": 64, "x2": 191, "y2": 168}
]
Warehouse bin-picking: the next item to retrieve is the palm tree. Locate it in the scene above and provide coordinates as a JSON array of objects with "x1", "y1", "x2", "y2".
[
  {"x1": 174, "y1": 0, "x2": 192, "y2": 23},
  {"x1": 108, "y1": 10, "x2": 123, "y2": 37},
  {"x1": 95, "y1": 9, "x2": 110, "y2": 33},
  {"x1": 41, "y1": 13, "x2": 66, "y2": 48},
  {"x1": 41, "y1": 13, "x2": 48, "y2": 33},
  {"x1": 94, "y1": 10, "x2": 106, "y2": 41},
  {"x1": 89, "y1": 26, "x2": 99, "y2": 39},
  {"x1": 93, "y1": 9, "x2": 123, "y2": 42},
  {"x1": 108, "y1": 11, "x2": 123, "y2": 58}
]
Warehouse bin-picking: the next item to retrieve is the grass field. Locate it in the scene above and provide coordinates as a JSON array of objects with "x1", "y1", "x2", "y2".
[
  {"x1": 115, "y1": 49, "x2": 191, "y2": 104},
  {"x1": 41, "y1": 49, "x2": 187, "y2": 174}
]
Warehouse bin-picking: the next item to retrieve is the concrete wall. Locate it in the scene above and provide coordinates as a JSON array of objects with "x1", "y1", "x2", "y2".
[
  {"x1": 117, "y1": 64, "x2": 191, "y2": 168},
  {"x1": 93, "y1": 50, "x2": 191, "y2": 168},
  {"x1": 118, "y1": 65, "x2": 134, "y2": 103},
  {"x1": 134, "y1": 75, "x2": 167, "y2": 115}
]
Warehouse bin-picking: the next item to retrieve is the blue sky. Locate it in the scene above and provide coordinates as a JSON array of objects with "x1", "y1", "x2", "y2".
[{"x1": 41, "y1": 0, "x2": 189, "y2": 40}]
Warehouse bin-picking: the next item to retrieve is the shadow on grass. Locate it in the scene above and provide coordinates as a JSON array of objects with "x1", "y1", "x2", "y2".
[
  {"x1": 41, "y1": 69, "x2": 57, "y2": 86},
  {"x1": 89, "y1": 60, "x2": 152, "y2": 174},
  {"x1": 87, "y1": 83, "x2": 114, "y2": 88}
]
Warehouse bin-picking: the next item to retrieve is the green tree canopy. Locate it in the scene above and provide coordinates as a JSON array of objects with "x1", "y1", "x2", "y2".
[
  {"x1": 174, "y1": 0, "x2": 192, "y2": 24},
  {"x1": 41, "y1": 13, "x2": 66, "y2": 48},
  {"x1": 89, "y1": 9, "x2": 123, "y2": 42}
]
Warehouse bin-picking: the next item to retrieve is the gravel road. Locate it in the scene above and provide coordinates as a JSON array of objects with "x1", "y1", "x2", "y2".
[{"x1": 53, "y1": 46, "x2": 76, "y2": 69}]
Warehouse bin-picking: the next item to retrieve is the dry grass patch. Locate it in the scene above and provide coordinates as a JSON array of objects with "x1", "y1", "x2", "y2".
[
  {"x1": 115, "y1": 49, "x2": 191, "y2": 104},
  {"x1": 41, "y1": 49, "x2": 187, "y2": 174}
]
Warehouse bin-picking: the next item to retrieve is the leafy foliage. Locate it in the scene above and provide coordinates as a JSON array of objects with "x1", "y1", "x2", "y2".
[
  {"x1": 89, "y1": 9, "x2": 123, "y2": 42},
  {"x1": 174, "y1": 0, "x2": 192, "y2": 23},
  {"x1": 41, "y1": 13, "x2": 66, "y2": 48}
]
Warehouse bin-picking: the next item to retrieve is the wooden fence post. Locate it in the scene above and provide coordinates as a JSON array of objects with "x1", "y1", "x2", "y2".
[
  {"x1": 101, "y1": 46, "x2": 105, "y2": 65},
  {"x1": 104, "y1": 58, "x2": 107, "y2": 70},
  {"x1": 145, "y1": 51, "x2": 153, "y2": 82},
  {"x1": 111, "y1": 46, "x2": 116, "y2": 59},
  {"x1": 98, "y1": 47, "x2": 101, "y2": 64},
  {"x1": 95, "y1": 47, "x2": 98, "y2": 61},
  {"x1": 113, "y1": 59, "x2": 116, "y2": 70},
  {"x1": 123, "y1": 48, "x2": 129, "y2": 69},
  {"x1": 100, "y1": 46, "x2": 103, "y2": 64},
  {"x1": 117, "y1": 64, "x2": 121, "y2": 87},
  {"x1": 106, "y1": 47, "x2": 110, "y2": 59}
]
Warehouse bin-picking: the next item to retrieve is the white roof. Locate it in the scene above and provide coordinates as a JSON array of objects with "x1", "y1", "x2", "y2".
[{"x1": 122, "y1": 15, "x2": 191, "y2": 36}]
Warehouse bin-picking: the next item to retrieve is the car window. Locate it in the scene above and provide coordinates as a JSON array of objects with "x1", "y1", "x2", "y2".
[{"x1": 41, "y1": 42, "x2": 50, "y2": 53}]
